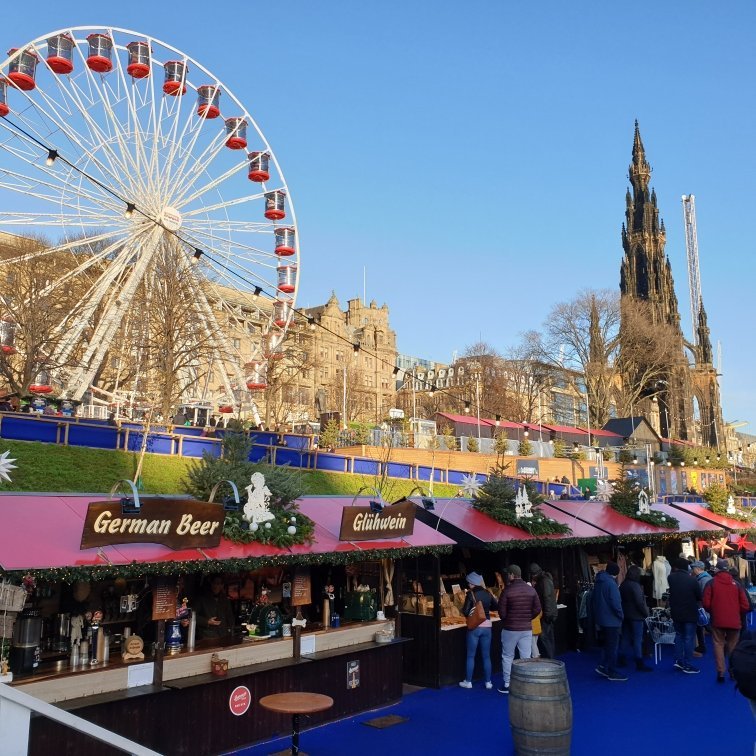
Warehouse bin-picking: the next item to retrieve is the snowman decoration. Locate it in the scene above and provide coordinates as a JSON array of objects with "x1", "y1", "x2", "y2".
[
  {"x1": 726, "y1": 495, "x2": 736, "y2": 515},
  {"x1": 243, "y1": 472, "x2": 275, "y2": 531}
]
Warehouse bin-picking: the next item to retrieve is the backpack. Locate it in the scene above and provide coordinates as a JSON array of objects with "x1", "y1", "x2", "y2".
[{"x1": 730, "y1": 632, "x2": 756, "y2": 700}]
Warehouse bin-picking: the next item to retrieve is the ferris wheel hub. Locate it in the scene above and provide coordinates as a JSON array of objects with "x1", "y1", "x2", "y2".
[{"x1": 159, "y1": 206, "x2": 182, "y2": 232}]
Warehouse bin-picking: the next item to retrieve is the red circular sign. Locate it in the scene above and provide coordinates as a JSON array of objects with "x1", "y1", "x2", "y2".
[{"x1": 229, "y1": 686, "x2": 251, "y2": 716}]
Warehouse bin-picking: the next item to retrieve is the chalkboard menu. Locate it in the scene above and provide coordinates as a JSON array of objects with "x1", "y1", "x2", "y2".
[
  {"x1": 152, "y1": 577, "x2": 178, "y2": 621},
  {"x1": 291, "y1": 568, "x2": 312, "y2": 607}
]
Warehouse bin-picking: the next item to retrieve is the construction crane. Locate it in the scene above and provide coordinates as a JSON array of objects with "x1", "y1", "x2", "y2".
[{"x1": 681, "y1": 194, "x2": 702, "y2": 346}]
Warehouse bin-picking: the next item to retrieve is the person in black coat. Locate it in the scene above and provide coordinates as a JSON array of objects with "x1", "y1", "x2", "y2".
[
  {"x1": 459, "y1": 572, "x2": 497, "y2": 690},
  {"x1": 667, "y1": 558, "x2": 702, "y2": 674},
  {"x1": 619, "y1": 565, "x2": 651, "y2": 671}
]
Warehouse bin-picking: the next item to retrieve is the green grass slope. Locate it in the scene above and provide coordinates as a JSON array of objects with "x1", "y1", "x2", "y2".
[{"x1": 0, "y1": 439, "x2": 460, "y2": 499}]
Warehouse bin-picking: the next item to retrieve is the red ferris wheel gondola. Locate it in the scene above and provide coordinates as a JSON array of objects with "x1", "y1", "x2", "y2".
[
  {"x1": 196, "y1": 85, "x2": 221, "y2": 119},
  {"x1": 0, "y1": 80, "x2": 8, "y2": 117},
  {"x1": 264, "y1": 190, "x2": 286, "y2": 221},
  {"x1": 86, "y1": 34, "x2": 114, "y2": 73},
  {"x1": 163, "y1": 61, "x2": 187, "y2": 96},
  {"x1": 6, "y1": 48, "x2": 39, "y2": 91},
  {"x1": 277, "y1": 264, "x2": 297, "y2": 294},
  {"x1": 247, "y1": 151, "x2": 269, "y2": 181},
  {"x1": 126, "y1": 41, "x2": 150, "y2": 79},
  {"x1": 274, "y1": 227, "x2": 296, "y2": 257},
  {"x1": 29, "y1": 371, "x2": 52, "y2": 394},
  {"x1": 245, "y1": 361, "x2": 267, "y2": 391},
  {"x1": 225, "y1": 118, "x2": 247, "y2": 150},
  {"x1": 46, "y1": 34, "x2": 75, "y2": 75}
]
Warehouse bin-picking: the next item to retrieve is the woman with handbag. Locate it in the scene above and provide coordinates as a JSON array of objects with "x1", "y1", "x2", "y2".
[{"x1": 459, "y1": 572, "x2": 496, "y2": 690}]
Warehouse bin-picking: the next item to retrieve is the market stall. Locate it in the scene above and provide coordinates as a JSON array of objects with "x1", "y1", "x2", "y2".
[
  {"x1": 0, "y1": 491, "x2": 453, "y2": 755},
  {"x1": 403, "y1": 496, "x2": 611, "y2": 687}
]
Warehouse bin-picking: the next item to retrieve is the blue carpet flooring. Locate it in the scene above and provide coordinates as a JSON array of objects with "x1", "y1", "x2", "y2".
[{"x1": 232, "y1": 640, "x2": 754, "y2": 755}]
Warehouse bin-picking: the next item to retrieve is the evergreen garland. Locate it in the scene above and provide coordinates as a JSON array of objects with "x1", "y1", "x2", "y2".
[
  {"x1": 608, "y1": 465, "x2": 679, "y2": 529},
  {"x1": 0, "y1": 544, "x2": 453, "y2": 584},
  {"x1": 472, "y1": 466, "x2": 571, "y2": 536}
]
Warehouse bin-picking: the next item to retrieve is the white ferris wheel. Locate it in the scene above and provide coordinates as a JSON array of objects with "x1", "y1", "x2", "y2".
[{"x1": 0, "y1": 26, "x2": 300, "y2": 413}]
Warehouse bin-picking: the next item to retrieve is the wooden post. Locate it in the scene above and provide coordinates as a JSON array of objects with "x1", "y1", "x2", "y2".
[{"x1": 153, "y1": 620, "x2": 165, "y2": 687}]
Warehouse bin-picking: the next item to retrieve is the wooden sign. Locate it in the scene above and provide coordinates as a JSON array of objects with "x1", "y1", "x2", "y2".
[
  {"x1": 81, "y1": 498, "x2": 225, "y2": 550},
  {"x1": 291, "y1": 568, "x2": 312, "y2": 607},
  {"x1": 339, "y1": 499, "x2": 416, "y2": 542},
  {"x1": 152, "y1": 578, "x2": 178, "y2": 621}
]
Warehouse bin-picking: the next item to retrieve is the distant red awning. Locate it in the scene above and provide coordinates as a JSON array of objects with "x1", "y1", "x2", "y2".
[
  {"x1": 0, "y1": 494, "x2": 454, "y2": 573},
  {"x1": 664, "y1": 501, "x2": 756, "y2": 532},
  {"x1": 543, "y1": 500, "x2": 674, "y2": 537},
  {"x1": 414, "y1": 497, "x2": 609, "y2": 546}
]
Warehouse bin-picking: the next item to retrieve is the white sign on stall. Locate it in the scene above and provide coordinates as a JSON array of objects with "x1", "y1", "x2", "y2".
[{"x1": 127, "y1": 662, "x2": 154, "y2": 688}]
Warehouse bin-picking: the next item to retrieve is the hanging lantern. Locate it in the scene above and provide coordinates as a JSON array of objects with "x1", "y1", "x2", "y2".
[
  {"x1": 196, "y1": 85, "x2": 221, "y2": 119},
  {"x1": 245, "y1": 361, "x2": 267, "y2": 391},
  {"x1": 29, "y1": 370, "x2": 53, "y2": 394},
  {"x1": 0, "y1": 80, "x2": 8, "y2": 117},
  {"x1": 0, "y1": 318, "x2": 16, "y2": 355},
  {"x1": 274, "y1": 227, "x2": 296, "y2": 257},
  {"x1": 86, "y1": 34, "x2": 114, "y2": 74},
  {"x1": 264, "y1": 190, "x2": 286, "y2": 221},
  {"x1": 126, "y1": 41, "x2": 151, "y2": 79},
  {"x1": 7, "y1": 48, "x2": 39, "y2": 91},
  {"x1": 277, "y1": 264, "x2": 297, "y2": 294},
  {"x1": 46, "y1": 34, "x2": 75, "y2": 75},
  {"x1": 247, "y1": 151, "x2": 270, "y2": 181},
  {"x1": 273, "y1": 299, "x2": 292, "y2": 328},
  {"x1": 224, "y1": 117, "x2": 247, "y2": 150},
  {"x1": 163, "y1": 61, "x2": 187, "y2": 96}
]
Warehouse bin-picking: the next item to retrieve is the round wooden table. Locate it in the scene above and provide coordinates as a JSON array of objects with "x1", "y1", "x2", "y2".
[{"x1": 259, "y1": 692, "x2": 334, "y2": 755}]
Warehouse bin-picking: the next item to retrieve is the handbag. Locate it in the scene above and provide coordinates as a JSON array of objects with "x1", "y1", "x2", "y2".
[
  {"x1": 466, "y1": 593, "x2": 487, "y2": 630},
  {"x1": 697, "y1": 606, "x2": 710, "y2": 627}
]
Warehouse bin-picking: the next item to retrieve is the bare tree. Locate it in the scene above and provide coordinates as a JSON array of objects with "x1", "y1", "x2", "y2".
[
  {"x1": 615, "y1": 297, "x2": 683, "y2": 415},
  {"x1": 503, "y1": 334, "x2": 555, "y2": 423},
  {"x1": 129, "y1": 240, "x2": 222, "y2": 419},
  {"x1": 0, "y1": 234, "x2": 95, "y2": 396},
  {"x1": 532, "y1": 289, "x2": 621, "y2": 427}
]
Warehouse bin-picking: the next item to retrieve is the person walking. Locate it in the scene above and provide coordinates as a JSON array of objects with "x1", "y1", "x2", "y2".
[
  {"x1": 702, "y1": 558, "x2": 751, "y2": 683},
  {"x1": 459, "y1": 572, "x2": 496, "y2": 690},
  {"x1": 592, "y1": 562, "x2": 626, "y2": 681},
  {"x1": 497, "y1": 564, "x2": 541, "y2": 694},
  {"x1": 529, "y1": 563, "x2": 558, "y2": 659},
  {"x1": 618, "y1": 564, "x2": 651, "y2": 672},
  {"x1": 691, "y1": 560, "x2": 713, "y2": 656},
  {"x1": 667, "y1": 557, "x2": 701, "y2": 674}
]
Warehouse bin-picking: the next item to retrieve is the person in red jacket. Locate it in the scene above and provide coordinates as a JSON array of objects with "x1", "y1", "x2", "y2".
[{"x1": 702, "y1": 559, "x2": 751, "y2": 683}]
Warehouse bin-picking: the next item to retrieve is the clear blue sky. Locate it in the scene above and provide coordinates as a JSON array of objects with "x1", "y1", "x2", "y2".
[{"x1": 3, "y1": 3, "x2": 754, "y2": 429}]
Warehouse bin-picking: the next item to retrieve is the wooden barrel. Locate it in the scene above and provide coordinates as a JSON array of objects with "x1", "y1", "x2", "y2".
[{"x1": 508, "y1": 658, "x2": 572, "y2": 755}]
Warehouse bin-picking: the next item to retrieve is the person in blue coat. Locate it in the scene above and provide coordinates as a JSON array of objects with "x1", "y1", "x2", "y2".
[{"x1": 592, "y1": 562, "x2": 626, "y2": 681}]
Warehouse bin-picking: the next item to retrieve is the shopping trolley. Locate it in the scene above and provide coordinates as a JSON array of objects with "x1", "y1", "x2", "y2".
[{"x1": 644, "y1": 609, "x2": 676, "y2": 664}]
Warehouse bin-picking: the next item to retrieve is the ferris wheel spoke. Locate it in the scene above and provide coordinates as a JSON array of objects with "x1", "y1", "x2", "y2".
[
  {"x1": 53, "y1": 254, "x2": 140, "y2": 362},
  {"x1": 181, "y1": 190, "x2": 271, "y2": 219},
  {"x1": 0, "y1": 165, "x2": 123, "y2": 217},
  {"x1": 0, "y1": 211, "x2": 117, "y2": 227},
  {"x1": 174, "y1": 160, "x2": 253, "y2": 211},
  {"x1": 163, "y1": 116, "x2": 230, "y2": 207},
  {"x1": 182, "y1": 233, "x2": 276, "y2": 269},
  {"x1": 63, "y1": 229, "x2": 162, "y2": 398}
]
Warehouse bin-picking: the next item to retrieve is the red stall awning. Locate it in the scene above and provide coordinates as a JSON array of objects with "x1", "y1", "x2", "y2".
[
  {"x1": 0, "y1": 493, "x2": 454, "y2": 573},
  {"x1": 413, "y1": 497, "x2": 610, "y2": 547},
  {"x1": 543, "y1": 500, "x2": 674, "y2": 538},
  {"x1": 663, "y1": 500, "x2": 756, "y2": 532}
]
